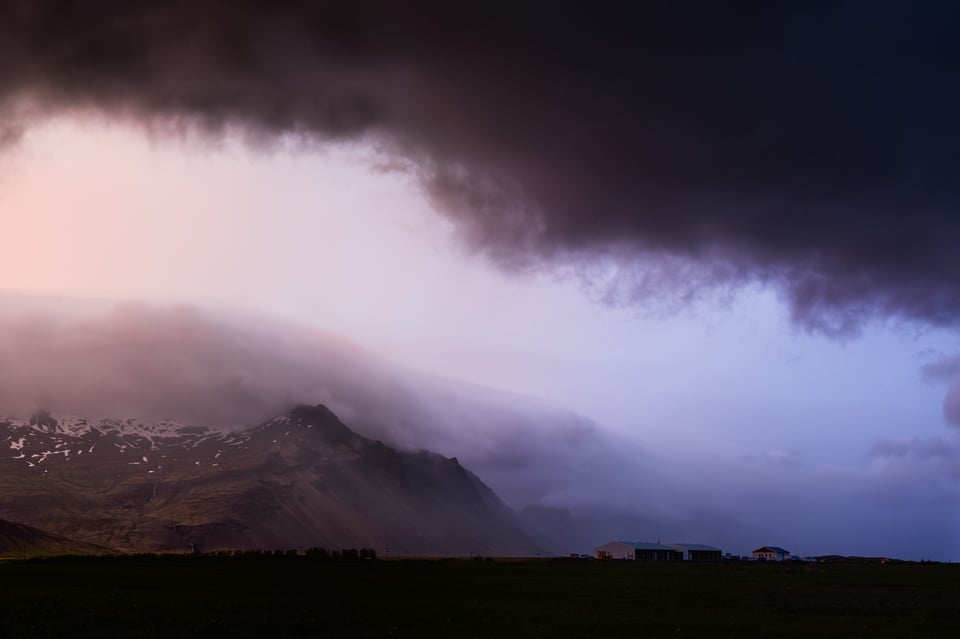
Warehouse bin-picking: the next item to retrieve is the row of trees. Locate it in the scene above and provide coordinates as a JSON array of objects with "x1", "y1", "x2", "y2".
[
  {"x1": 211, "y1": 547, "x2": 379, "y2": 560},
  {"x1": 25, "y1": 547, "x2": 379, "y2": 563}
]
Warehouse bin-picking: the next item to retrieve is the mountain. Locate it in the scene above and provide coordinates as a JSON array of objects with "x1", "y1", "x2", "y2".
[
  {"x1": 0, "y1": 300, "x2": 607, "y2": 512},
  {"x1": 0, "y1": 518, "x2": 108, "y2": 557},
  {"x1": 0, "y1": 405, "x2": 542, "y2": 556}
]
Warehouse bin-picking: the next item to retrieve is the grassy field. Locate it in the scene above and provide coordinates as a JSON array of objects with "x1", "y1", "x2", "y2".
[{"x1": 0, "y1": 557, "x2": 956, "y2": 638}]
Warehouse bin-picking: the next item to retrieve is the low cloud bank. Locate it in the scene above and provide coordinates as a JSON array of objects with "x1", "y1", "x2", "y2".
[
  {"x1": 1, "y1": 297, "x2": 957, "y2": 559},
  {"x1": 0, "y1": 298, "x2": 622, "y2": 510}
]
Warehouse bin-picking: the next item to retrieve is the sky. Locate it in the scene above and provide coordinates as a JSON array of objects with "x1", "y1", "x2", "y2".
[{"x1": 1, "y1": 1, "x2": 959, "y2": 559}]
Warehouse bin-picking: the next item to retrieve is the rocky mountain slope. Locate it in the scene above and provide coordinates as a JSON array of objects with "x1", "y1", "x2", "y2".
[
  {"x1": 0, "y1": 518, "x2": 108, "y2": 557},
  {"x1": 0, "y1": 405, "x2": 541, "y2": 555}
]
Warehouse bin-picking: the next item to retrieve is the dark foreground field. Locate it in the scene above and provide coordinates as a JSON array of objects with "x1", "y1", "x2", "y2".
[{"x1": 0, "y1": 557, "x2": 957, "y2": 638}]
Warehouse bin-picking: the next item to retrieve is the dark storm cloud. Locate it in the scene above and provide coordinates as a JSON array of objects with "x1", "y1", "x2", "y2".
[{"x1": 3, "y1": 1, "x2": 960, "y2": 333}]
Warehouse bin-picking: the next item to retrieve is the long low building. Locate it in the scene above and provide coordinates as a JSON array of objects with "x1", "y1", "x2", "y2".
[
  {"x1": 668, "y1": 543, "x2": 722, "y2": 561},
  {"x1": 595, "y1": 541, "x2": 723, "y2": 561},
  {"x1": 595, "y1": 541, "x2": 680, "y2": 561}
]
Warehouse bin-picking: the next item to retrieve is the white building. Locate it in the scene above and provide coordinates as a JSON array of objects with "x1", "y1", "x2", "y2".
[
  {"x1": 595, "y1": 541, "x2": 637, "y2": 560},
  {"x1": 752, "y1": 546, "x2": 790, "y2": 561}
]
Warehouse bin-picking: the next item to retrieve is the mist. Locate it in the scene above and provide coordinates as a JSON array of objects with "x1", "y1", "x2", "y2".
[
  {"x1": 1, "y1": 296, "x2": 955, "y2": 559},
  {"x1": 0, "y1": 297, "x2": 624, "y2": 508}
]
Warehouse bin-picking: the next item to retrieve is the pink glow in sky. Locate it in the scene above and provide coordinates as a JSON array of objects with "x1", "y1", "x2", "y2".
[
  {"x1": 2, "y1": 118, "x2": 958, "y2": 559},
  {"x1": 4, "y1": 3, "x2": 960, "y2": 563}
]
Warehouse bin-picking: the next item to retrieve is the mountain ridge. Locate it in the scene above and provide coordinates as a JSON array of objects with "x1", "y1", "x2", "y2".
[
  {"x1": 0, "y1": 517, "x2": 109, "y2": 557},
  {"x1": 0, "y1": 404, "x2": 543, "y2": 556}
]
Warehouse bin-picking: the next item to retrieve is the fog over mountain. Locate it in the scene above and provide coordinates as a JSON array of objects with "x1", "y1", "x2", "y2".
[
  {"x1": 1, "y1": 0, "x2": 959, "y2": 568},
  {"x1": 1, "y1": 296, "x2": 956, "y2": 559},
  {"x1": 0, "y1": 297, "x2": 624, "y2": 511}
]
